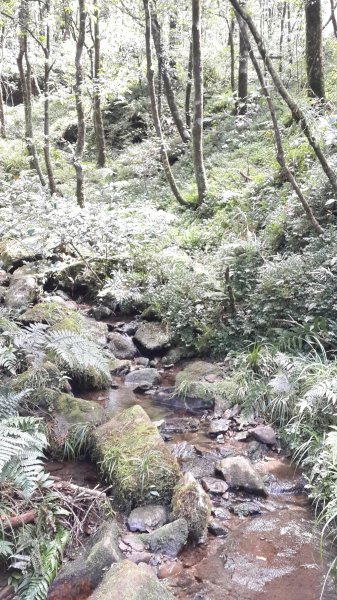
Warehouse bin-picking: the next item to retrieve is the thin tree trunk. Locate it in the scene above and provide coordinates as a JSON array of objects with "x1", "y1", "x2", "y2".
[
  {"x1": 43, "y1": 0, "x2": 56, "y2": 194},
  {"x1": 93, "y1": 0, "x2": 106, "y2": 168},
  {"x1": 228, "y1": 17, "x2": 236, "y2": 94},
  {"x1": 0, "y1": 26, "x2": 6, "y2": 138},
  {"x1": 142, "y1": 0, "x2": 188, "y2": 207},
  {"x1": 238, "y1": 21, "x2": 322, "y2": 234},
  {"x1": 236, "y1": 2, "x2": 249, "y2": 115},
  {"x1": 305, "y1": 0, "x2": 325, "y2": 100},
  {"x1": 191, "y1": 0, "x2": 208, "y2": 204},
  {"x1": 74, "y1": 0, "x2": 86, "y2": 207},
  {"x1": 17, "y1": 0, "x2": 45, "y2": 186},
  {"x1": 185, "y1": 40, "x2": 193, "y2": 129},
  {"x1": 279, "y1": 1, "x2": 287, "y2": 74},
  {"x1": 157, "y1": 51, "x2": 163, "y2": 119},
  {"x1": 151, "y1": 12, "x2": 190, "y2": 143},
  {"x1": 228, "y1": 0, "x2": 337, "y2": 195},
  {"x1": 330, "y1": 0, "x2": 337, "y2": 38}
]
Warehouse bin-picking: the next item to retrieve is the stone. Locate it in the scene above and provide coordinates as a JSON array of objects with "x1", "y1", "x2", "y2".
[
  {"x1": 47, "y1": 521, "x2": 122, "y2": 600},
  {"x1": 125, "y1": 368, "x2": 161, "y2": 388},
  {"x1": 91, "y1": 305, "x2": 112, "y2": 320},
  {"x1": 0, "y1": 238, "x2": 42, "y2": 271},
  {"x1": 208, "y1": 419, "x2": 230, "y2": 437},
  {"x1": 110, "y1": 358, "x2": 131, "y2": 375},
  {"x1": 91, "y1": 405, "x2": 180, "y2": 509},
  {"x1": 0, "y1": 269, "x2": 10, "y2": 286},
  {"x1": 208, "y1": 518, "x2": 228, "y2": 537},
  {"x1": 175, "y1": 361, "x2": 222, "y2": 389},
  {"x1": 134, "y1": 322, "x2": 171, "y2": 354},
  {"x1": 160, "y1": 417, "x2": 200, "y2": 435},
  {"x1": 108, "y1": 332, "x2": 138, "y2": 359},
  {"x1": 171, "y1": 472, "x2": 212, "y2": 542},
  {"x1": 139, "y1": 518, "x2": 188, "y2": 558},
  {"x1": 248, "y1": 424, "x2": 277, "y2": 446},
  {"x1": 155, "y1": 387, "x2": 214, "y2": 412},
  {"x1": 216, "y1": 456, "x2": 267, "y2": 496},
  {"x1": 230, "y1": 501, "x2": 262, "y2": 517},
  {"x1": 201, "y1": 477, "x2": 229, "y2": 495},
  {"x1": 89, "y1": 560, "x2": 175, "y2": 600},
  {"x1": 158, "y1": 560, "x2": 183, "y2": 579},
  {"x1": 168, "y1": 441, "x2": 196, "y2": 459},
  {"x1": 128, "y1": 505, "x2": 167, "y2": 532},
  {"x1": 181, "y1": 455, "x2": 217, "y2": 479},
  {"x1": 83, "y1": 317, "x2": 109, "y2": 347},
  {"x1": 5, "y1": 267, "x2": 39, "y2": 310},
  {"x1": 19, "y1": 301, "x2": 74, "y2": 325}
]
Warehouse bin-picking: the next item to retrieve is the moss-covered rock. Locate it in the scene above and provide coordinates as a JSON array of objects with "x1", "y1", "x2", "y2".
[
  {"x1": 175, "y1": 361, "x2": 222, "y2": 388},
  {"x1": 110, "y1": 358, "x2": 131, "y2": 375},
  {"x1": 0, "y1": 238, "x2": 42, "y2": 271},
  {"x1": 134, "y1": 322, "x2": 171, "y2": 354},
  {"x1": 91, "y1": 405, "x2": 180, "y2": 510},
  {"x1": 19, "y1": 301, "x2": 74, "y2": 325},
  {"x1": 174, "y1": 360, "x2": 223, "y2": 411},
  {"x1": 171, "y1": 472, "x2": 212, "y2": 542},
  {"x1": 4, "y1": 267, "x2": 39, "y2": 310},
  {"x1": 89, "y1": 560, "x2": 175, "y2": 600},
  {"x1": 139, "y1": 518, "x2": 188, "y2": 557}
]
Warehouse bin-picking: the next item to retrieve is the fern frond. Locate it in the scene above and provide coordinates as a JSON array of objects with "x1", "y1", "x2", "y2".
[{"x1": 46, "y1": 330, "x2": 111, "y2": 379}]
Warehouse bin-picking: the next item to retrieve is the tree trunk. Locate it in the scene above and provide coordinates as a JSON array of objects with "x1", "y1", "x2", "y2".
[
  {"x1": 228, "y1": 0, "x2": 337, "y2": 195},
  {"x1": 329, "y1": 0, "x2": 337, "y2": 38},
  {"x1": 228, "y1": 17, "x2": 236, "y2": 94},
  {"x1": 93, "y1": 0, "x2": 106, "y2": 168},
  {"x1": 191, "y1": 0, "x2": 208, "y2": 204},
  {"x1": 17, "y1": 0, "x2": 46, "y2": 186},
  {"x1": 238, "y1": 20, "x2": 322, "y2": 235},
  {"x1": 142, "y1": 0, "x2": 188, "y2": 207},
  {"x1": 279, "y1": 2, "x2": 287, "y2": 74},
  {"x1": 151, "y1": 12, "x2": 190, "y2": 143},
  {"x1": 0, "y1": 26, "x2": 6, "y2": 138},
  {"x1": 185, "y1": 40, "x2": 193, "y2": 129},
  {"x1": 43, "y1": 0, "x2": 56, "y2": 194},
  {"x1": 74, "y1": 0, "x2": 86, "y2": 208},
  {"x1": 236, "y1": 3, "x2": 249, "y2": 114},
  {"x1": 305, "y1": 0, "x2": 325, "y2": 100}
]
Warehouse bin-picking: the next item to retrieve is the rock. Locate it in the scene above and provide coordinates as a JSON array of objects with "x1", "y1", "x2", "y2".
[
  {"x1": 122, "y1": 321, "x2": 139, "y2": 336},
  {"x1": 168, "y1": 441, "x2": 196, "y2": 459},
  {"x1": 91, "y1": 305, "x2": 112, "y2": 320},
  {"x1": 208, "y1": 518, "x2": 228, "y2": 537},
  {"x1": 248, "y1": 424, "x2": 277, "y2": 446},
  {"x1": 155, "y1": 386, "x2": 214, "y2": 412},
  {"x1": 201, "y1": 477, "x2": 229, "y2": 495},
  {"x1": 5, "y1": 267, "x2": 39, "y2": 310},
  {"x1": 125, "y1": 368, "x2": 161, "y2": 388},
  {"x1": 19, "y1": 301, "x2": 74, "y2": 325},
  {"x1": 245, "y1": 440, "x2": 269, "y2": 461},
  {"x1": 89, "y1": 560, "x2": 175, "y2": 600},
  {"x1": 128, "y1": 505, "x2": 167, "y2": 532},
  {"x1": 175, "y1": 361, "x2": 222, "y2": 389},
  {"x1": 62, "y1": 122, "x2": 78, "y2": 143},
  {"x1": 160, "y1": 417, "x2": 199, "y2": 435},
  {"x1": 230, "y1": 501, "x2": 262, "y2": 517},
  {"x1": 158, "y1": 560, "x2": 183, "y2": 579},
  {"x1": 0, "y1": 269, "x2": 10, "y2": 286},
  {"x1": 110, "y1": 358, "x2": 131, "y2": 375},
  {"x1": 47, "y1": 521, "x2": 122, "y2": 600},
  {"x1": 235, "y1": 431, "x2": 249, "y2": 442},
  {"x1": 91, "y1": 405, "x2": 180, "y2": 509},
  {"x1": 83, "y1": 317, "x2": 109, "y2": 347},
  {"x1": 208, "y1": 419, "x2": 230, "y2": 437},
  {"x1": 171, "y1": 472, "x2": 212, "y2": 542},
  {"x1": 181, "y1": 455, "x2": 217, "y2": 479},
  {"x1": 108, "y1": 332, "x2": 138, "y2": 359},
  {"x1": 216, "y1": 456, "x2": 267, "y2": 496},
  {"x1": 139, "y1": 518, "x2": 188, "y2": 558},
  {"x1": 121, "y1": 534, "x2": 145, "y2": 552},
  {"x1": 134, "y1": 322, "x2": 171, "y2": 354},
  {"x1": 134, "y1": 356, "x2": 150, "y2": 367},
  {"x1": 0, "y1": 238, "x2": 42, "y2": 271}
]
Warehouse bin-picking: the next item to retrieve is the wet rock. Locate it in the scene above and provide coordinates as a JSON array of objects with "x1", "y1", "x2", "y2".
[
  {"x1": 91, "y1": 305, "x2": 112, "y2": 320},
  {"x1": 175, "y1": 361, "x2": 222, "y2": 389},
  {"x1": 122, "y1": 321, "x2": 139, "y2": 336},
  {"x1": 139, "y1": 518, "x2": 188, "y2": 558},
  {"x1": 19, "y1": 301, "x2": 75, "y2": 325},
  {"x1": 160, "y1": 417, "x2": 200, "y2": 435},
  {"x1": 0, "y1": 238, "x2": 42, "y2": 271},
  {"x1": 216, "y1": 456, "x2": 267, "y2": 496},
  {"x1": 125, "y1": 368, "x2": 161, "y2": 388},
  {"x1": 245, "y1": 440, "x2": 269, "y2": 461},
  {"x1": 91, "y1": 405, "x2": 180, "y2": 509},
  {"x1": 181, "y1": 455, "x2": 217, "y2": 479},
  {"x1": 212, "y1": 507, "x2": 231, "y2": 521},
  {"x1": 201, "y1": 477, "x2": 229, "y2": 495},
  {"x1": 127, "y1": 505, "x2": 167, "y2": 532},
  {"x1": 110, "y1": 358, "x2": 131, "y2": 375},
  {"x1": 47, "y1": 521, "x2": 122, "y2": 600},
  {"x1": 172, "y1": 472, "x2": 212, "y2": 542},
  {"x1": 248, "y1": 424, "x2": 277, "y2": 446},
  {"x1": 83, "y1": 317, "x2": 109, "y2": 347},
  {"x1": 89, "y1": 560, "x2": 175, "y2": 600},
  {"x1": 235, "y1": 431, "x2": 249, "y2": 442},
  {"x1": 158, "y1": 560, "x2": 183, "y2": 579},
  {"x1": 208, "y1": 518, "x2": 228, "y2": 537},
  {"x1": 134, "y1": 322, "x2": 171, "y2": 354},
  {"x1": 120, "y1": 534, "x2": 145, "y2": 552},
  {"x1": 5, "y1": 267, "x2": 39, "y2": 310},
  {"x1": 108, "y1": 332, "x2": 138, "y2": 359},
  {"x1": 208, "y1": 419, "x2": 230, "y2": 437},
  {"x1": 168, "y1": 441, "x2": 196, "y2": 459},
  {"x1": 134, "y1": 356, "x2": 150, "y2": 367},
  {"x1": 0, "y1": 269, "x2": 10, "y2": 286},
  {"x1": 230, "y1": 500, "x2": 262, "y2": 517},
  {"x1": 155, "y1": 386, "x2": 214, "y2": 412}
]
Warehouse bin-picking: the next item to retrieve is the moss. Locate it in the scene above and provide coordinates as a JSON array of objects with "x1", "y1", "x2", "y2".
[
  {"x1": 171, "y1": 473, "x2": 212, "y2": 542},
  {"x1": 92, "y1": 405, "x2": 180, "y2": 510},
  {"x1": 50, "y1": 312, "x2": 84, "y2": 333},
  {"x1": 19, "y1": 302, "x2": 73, "y2": 325}
]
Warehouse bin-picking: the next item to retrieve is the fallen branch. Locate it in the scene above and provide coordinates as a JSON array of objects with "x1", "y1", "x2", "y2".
[
  {"x1": 52, "y1": 480, "x2": 107, "y2": 499},
  {"x1": 0, "y1": 510, "x2": 37, "y2": 530},
  {"x1": 240, "y1": 170, "x2": 253, "y2": 182}
]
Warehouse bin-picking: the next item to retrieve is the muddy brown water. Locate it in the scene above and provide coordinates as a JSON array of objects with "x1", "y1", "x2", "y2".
[{"x1": 49, "y1": 369, "x2": 337, "y2": 600}]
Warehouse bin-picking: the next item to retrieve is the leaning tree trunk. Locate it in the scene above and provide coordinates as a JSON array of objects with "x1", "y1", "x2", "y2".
[
  {"x1": 142, "y1": 0, "x2": 188, "y2": 207},
  {"x1": 228, "y1": 0, "x2": 337, "y2": 195},
  {"x1": 330, "y1": 0, "x2": 337, "y2": 39},
  {"x1": 74, "y1": 0, "x2": 86, "y2": 207},
  {"x1": 185, "y1": 40, "x2": 193, "y2": 130},
  {"x1": 93, "y1": 0, "x2": 106, "y2": 167},
  {"x1": 43, "y1": 0, "x2": 56, "y2": 194},
  {"x1": 17, "y1": 0, "x2": 45, "y2": 186},
  {"x1": 236, "y1": 3, "x2": 249, "y2": 114},
  {"x1": 0, "y1": 25, "x2": 6, "y2": 138},
  {"x1": 238, "y1": 20, "x2": 322, "y2": 234},
  {"x1": 305, "y1": 0, "x2": 325, "y2": 100},
  {"x1": 191, "y1": 0, "x2": 208, "y2": 204},
  {"x1": 151, "y1": 13, "x2": 190, "y2": 143}
]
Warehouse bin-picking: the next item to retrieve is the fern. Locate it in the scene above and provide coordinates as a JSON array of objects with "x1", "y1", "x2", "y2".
[
  {"x1": 46, "y1": 329, "x2": 111, "y2": 380},
  {"x1": 0, "y1": 387, "x2": 30, "y2": 418}
]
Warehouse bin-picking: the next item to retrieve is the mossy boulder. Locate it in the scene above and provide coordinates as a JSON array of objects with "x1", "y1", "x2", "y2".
[
  {"x1": 171, "y1": 472, "x2": 212, "y2": 542},
  {"x1": 110, "y1": 358, "x2": 131, "y2": 375},
  {"x1": 19, "y1": 301, "x2": 74, "y2": 325},
  {"x1": 175, "y1": 361, "x2": 222, "y2": 388},
  {"x1": 91, "y1": 405, "x2": 180, "y2": 510},
  {"x1": 174, "y1": 360, "x2": 223, "y2": 411},
  {"x1": 89, "y1": 560, "x2": 175, "y2": 600},
  {"x1": 48, "y1": 521, "x2": 123, "y2": 600},
  {"x1": 134, "y1": 322, "x2": 171, "y2": 354},
  {"x1": 0, "y1": 238, "x2": 42, "y2": 271},
  {"x1": 4, "y1": 267, "x2": 39, "y2": 310},
  {"x1": 139, "y1": 518, "x2": 188, "y2": 557}
]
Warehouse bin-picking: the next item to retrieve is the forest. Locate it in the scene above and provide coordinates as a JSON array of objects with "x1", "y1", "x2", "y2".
[{"x1": 0, "y1": 0, "x2": 337, "y2": 598}]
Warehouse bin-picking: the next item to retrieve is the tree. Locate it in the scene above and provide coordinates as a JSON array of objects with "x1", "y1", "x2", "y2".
[
  {"x1": 74, "y1": 0, "x2": 87, "y2": 208},
  {"x1": 0, "y1": 24, "x2": 6, "y2": 138},
  {"x1": 43, "y1": 0, "x2": 57, "y2": 195},
  {"x1": 93, "y1": 0, "x2": 106, "y2": 168},
  {"x1": 236, "y1": 2, "x2": 249, "y2": 114},
  {"x1": 185, "y1": 39, "x2": 193, "y2": 129},
  {"x1": 305, "y1": 0, "x2": 325, "y2": 100},
  {"x1": 191, "y1": 0, "x2": 208, "y2": 204}
]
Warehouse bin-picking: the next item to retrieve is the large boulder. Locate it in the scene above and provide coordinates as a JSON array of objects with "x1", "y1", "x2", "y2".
[
  {"x1": 91, "y1": 405, "x2": 180, "y2": 509},
  {"x1": 173, "y1": 361, "x2": 223, "y2": 411},
  {"x1": 89, "y1": 560, "x2": 175, "y2": 600},
  {"x1": 134, "y1": 322, "x2": 171, "y2": 354},
  {"x1": 125, "y1": 368, "x2": 161, "y2": 388},
  {"x1": 108, "y1": 332, "x2": 138, "y2": 359},
  {"x1": 4, "y1": 266, "x2": 39, "y2": 310},
  {"x1": 216, "y1": 456, "x2": 267, "y2": 496},
  {"x1": 127, "y1": 505, "x2": 167, "y2": 532},
  {"x1": 0, "y1": 238, "x2": 42, "y2": 271},
  {"x1": 155, "y1": 387, "x2": 214, "y2": 412},
  {"x1": 139, "y1": 518, "x2": 188, "y2": 557},
  {"x1": 47, "y1": 521, "x2": 123, "y2": 600},
  {"x1": 19, "y1": 301, "x2": 75, "y2": 325},
  {"x1": 248, "y1": 424, "x2": 277, "y2": 446},
  {"x1": 171, "y1": 472, "x2": 212, "y2": 542}
]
